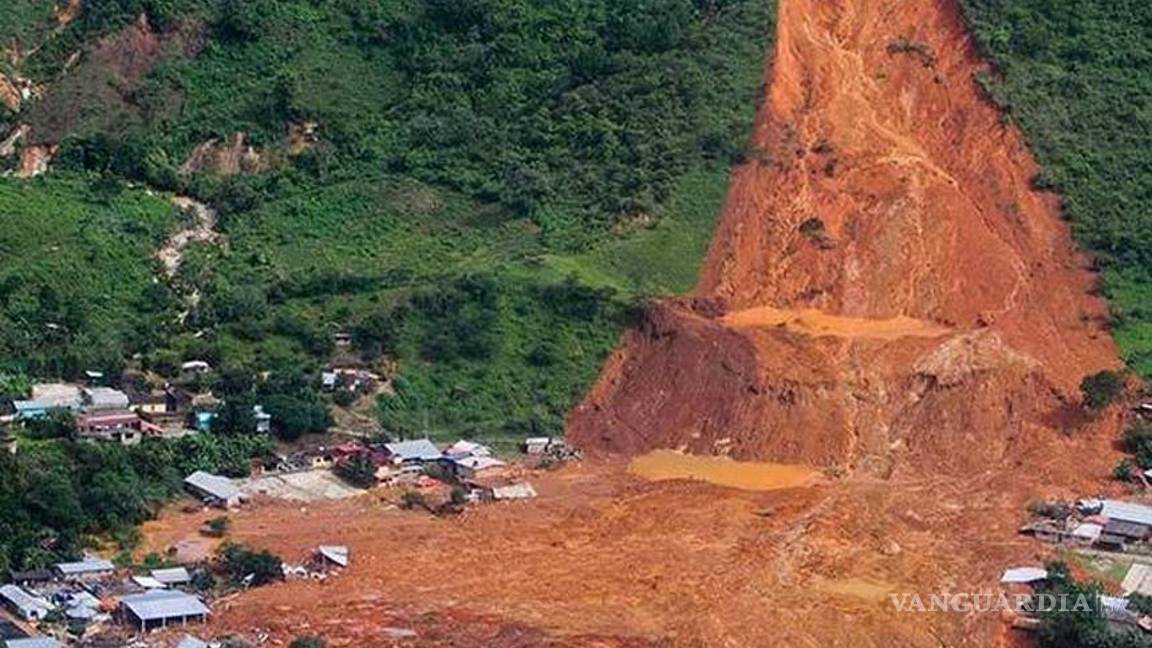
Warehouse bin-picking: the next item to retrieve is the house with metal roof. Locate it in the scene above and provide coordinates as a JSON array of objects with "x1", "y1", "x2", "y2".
[
  {"x1": 4, "y1": 638, "x2": 62, "y2": 648},
  {"x1": 0, "y1": 585, "x2": 53, "y2": 621},
  {"x1": 383, "y1": 439, "x2": 442, "y2": 464},
  {"x1": 184, "y1": 471, "x2": 244, "y2": 508},
  {"x1": 999, "y1": 567, "x2": 1048, "y2": 585},
  {"x1": 492, "y1": 483, "x2": 538, "y2": 500},
  {"x1": 1105, "y1": 519, "x2": 1150, "y2": 541},
  {"x1": 75, "y1": 411, "x2": 161, "y2": 445},
  {"x1": 449, "y1": 455, "x2": 506, "y2": 479},
  {"x1": 30, "y1": 383, "x2": 82, "y2": 410},
  {"x1": 119, "y1": 590, "x2": 209, "y2": 632},
  {"x1": 54, "y1": 559, "x2": 115, "y2": 579},
  {"x1": 11, "y1": 401, "x2": 47, "y2": 421},
  {"x1": 443, "y1": 440, "x2": 492, "y2": 459},
  {"x1": 7, "y1": 570, "x2": 53, "y2": 586},
  {"x1": 1100, "y1": 500, "x2": 1152, "y2": 528},
  {"x1": 150, "y1": 567, "x2": 192, "y2": 586},
  {"x1": 81, "y1": 387, "x2": 130, "y2": 411},
  {"x1": 317, "y1": 545, "x2": 350, "y2": 568}
]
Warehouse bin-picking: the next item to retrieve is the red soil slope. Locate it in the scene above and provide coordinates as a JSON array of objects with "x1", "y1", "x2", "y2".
[{"x1": 569, "y1": 0, "x2": 1120, "y2": 477}]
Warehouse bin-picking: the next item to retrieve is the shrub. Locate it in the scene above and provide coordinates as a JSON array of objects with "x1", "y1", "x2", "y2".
[
  {"x1": 1080, "y1": 370, "x2": 1125, "y2": 411},
  {"x1": 333, "y1": 454, "x2": 377, "y2": 489},
  {"x1": 218, "y1": 542, "x2": 283, "y2": 587}
]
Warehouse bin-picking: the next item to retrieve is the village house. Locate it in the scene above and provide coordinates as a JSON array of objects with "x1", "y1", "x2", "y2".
[
  {"x1": 523, "y1": 437, "x2": 551, "y2": 455},
  {"x1": 448, "y1": 455, "x2": 507, "y2": 480},
  {"x1": 0, "y1": 585, "x2": 53, "y2": 621},
  {"x1": 30, "y1": 384, "x2": 82, "y2": 411},
  {"x1": 6, "y1": 571, "x2": 52, "y2": 588},
  {"x1": 118, "y1": 590, "x2": 209, "y2": 632},
  {"x1": 4, "y1": 638, "x2": 61, "y2": 648},
  {"x1": 382, "y1": 439, "x2": 442, "y2": 465},
  {"x1": 150, "y1": 567, "x2": 192, "y2": 588},
  {"x1": 75, "y1": 411, "x2": 161, "y2": 445},
  {"x1": 11, "y1": 400, "x2": 46, "y2": 421},
  {"x1": 54, "y1": 559, "x2": 114, "y2": 580},
  {"x1": 184, "y1": 471, "x2": 244, "y2": 508},
  {"x1": 80, "y1": 387, "x2": 130, "y2": 411},
  {"x1": 180, "y1": 361, "x2": 212, "y2": 376},
  {"x1": 253, "y1": 405, "x2": 271, "y2": 434},
  {"x1": 316, "y1": 545, "x2": 350, "y2": 569}
]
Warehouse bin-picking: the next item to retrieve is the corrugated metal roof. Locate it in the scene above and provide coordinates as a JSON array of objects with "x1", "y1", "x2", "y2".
[
  {"x1": 384, "y1": 439, "x2": 442, "y2": 461},
  {"x1": 83, "y1": 387, "x2": 130, "y2": 409},
  {"x1": 318, "y1": 545, "x2": 349, "y2": 567},
  {"x1": 5, "y1": 638, "x2": 62, "y2": 648},
  {"x1": 12, "y1": 400, "x2": 45, "y2": 412},
  {"x1": 454, "y1": 456, "x2": 505, "y2": 471},
  {"x1": 184, "y1": 471, "x2": 241, "y2": 502},
  {"x1": 1000, "y1": 567, "x2": 1048, "y2": 584},
  {"x1": 1101, "y1": 500, "x2": 1152, "y2": 527},
  {"x1": 151, "y1": 567, "x2": 191, "y2": 584},
  {"x1": 120, "y1": 590, "x2": 209, "y2": 621},
  {"x1": 175, "y1": 637, "x2": 210, "y2": 648},
  {"x1": 1122, "y1": 564, "x2": 1152, "y2": 596},
  {"x1": 55, "y1": 559, "x2": 114, "y2": 575},
  {"x1": 132, "y1": 576, "x2": 167, "y2": 589},
  {"x1": 1105, "y1": 519, "x2": 1150, "y2": 538},
  {"x1": 1099, "y1": 595, "x2": 1136, "y2": 624},
  {"x1": 492, "y1": 483, "x2": 538, "y2": 500},
  {"x1": 0, "y1": 585, "x2": 52, "y2": 614}
]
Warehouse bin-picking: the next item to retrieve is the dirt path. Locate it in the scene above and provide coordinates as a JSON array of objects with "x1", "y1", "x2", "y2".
[{"x1": 158, "y1": 195, "x2": 220, "y2": 278}]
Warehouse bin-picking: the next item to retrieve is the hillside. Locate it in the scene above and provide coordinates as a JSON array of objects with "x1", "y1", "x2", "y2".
[{"x1": 0, "y1": 0, "x2": 774, "y2": 440}]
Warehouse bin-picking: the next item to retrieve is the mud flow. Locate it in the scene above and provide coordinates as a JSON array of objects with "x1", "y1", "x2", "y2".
[
  {"x1": 569, "y1": 0, "x2": 1119, "y2": 476},
  {"x1": 189, "y1": 1, "x2": 1128, "y2": 645},
  {"x1": 629, "y1": 449, "x2": 821, "y2": 490}
]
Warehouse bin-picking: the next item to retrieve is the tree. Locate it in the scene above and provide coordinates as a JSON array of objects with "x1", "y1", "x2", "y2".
[
  {"x1": 24, "y1": 410, "x2": 76, "y2": 440},
  {"x1": 1081, "y1": 370, "x2": 1125, "y2": 411},
  {"x1": 289, "y1": 638, "x2": 326, "y2": 648},
  {"x1": 218, "y1": 542, "x2": 283, "y2": 587},
  {"x1": 333, "y1": 454, "x2": 377, "y2": 489},
  {"x1": 262, "y1": 394, "x2": 331, "y2": 441}
]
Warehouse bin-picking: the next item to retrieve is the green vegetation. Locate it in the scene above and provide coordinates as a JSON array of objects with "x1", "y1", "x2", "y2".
[
  {"x1": 1081, "y1": 370, "x2": 1127, "y2": 411},
  {"x1": 1034, "y1": 562, "x2": 1147, "y2": 648},
  {"x1": 0, "y1": 0, "x2": 774, "y2": 581},
  {"x1": 0, "y1": 0, "x2": 774, "y2": 442},
  {"x1": 0, "y1": 434, "x2": 273, "y2": 574},
  {"x1": 332, "y1": 453, "x2": 377, "y2": 489},
  {"x1": 218, "y1": 541, "x2": 283, "y2": 587},
  {"x1": 959, "y1": 0, "x2": 1152, "y2": 377},
  {"x1": 0, "y1": 178, "x2": 179, "y2": 377}
]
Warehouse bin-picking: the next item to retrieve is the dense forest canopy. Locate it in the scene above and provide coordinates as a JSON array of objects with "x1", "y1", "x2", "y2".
[
  {"x1": 960, "y1": 0, "x2": 1152, "y2": 375},
  {"x1": 0, "y1": 0, "x2": 774, "y2": 438}
]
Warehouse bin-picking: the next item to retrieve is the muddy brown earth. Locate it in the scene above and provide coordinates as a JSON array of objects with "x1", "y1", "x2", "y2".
[{"x1": 157, "y1": 0, "x2": 1130, "y2": 645}]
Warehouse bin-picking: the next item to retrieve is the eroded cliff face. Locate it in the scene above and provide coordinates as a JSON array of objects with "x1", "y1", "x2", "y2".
[{"x1": 569, "y1": 0, "x2": 1119, "y2": 477}]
